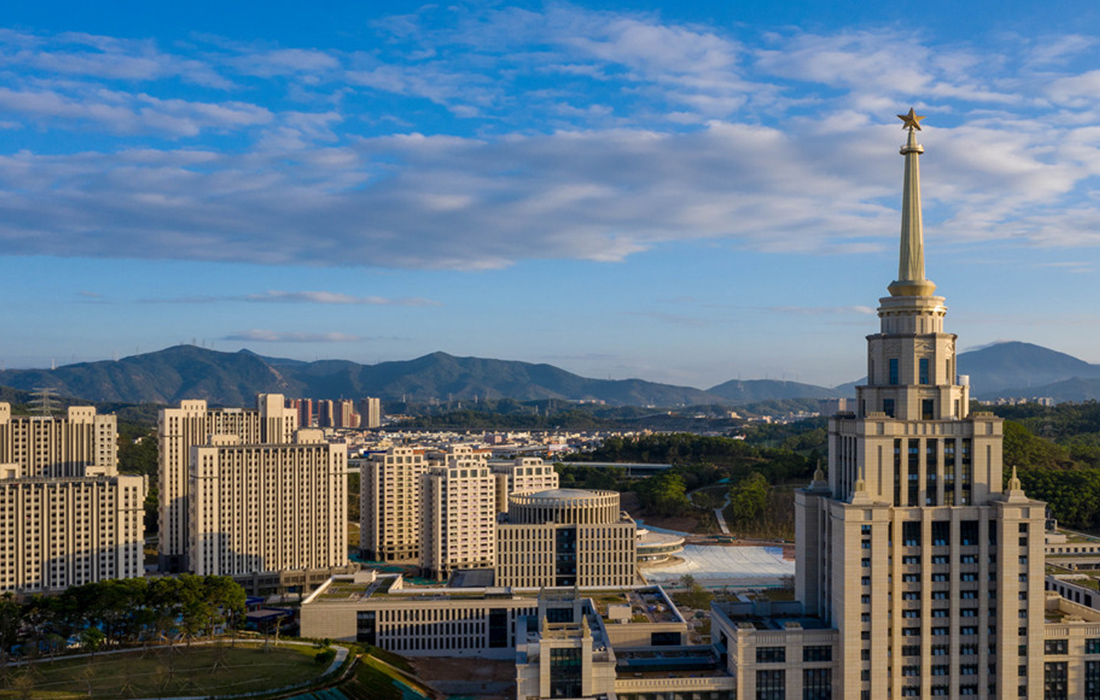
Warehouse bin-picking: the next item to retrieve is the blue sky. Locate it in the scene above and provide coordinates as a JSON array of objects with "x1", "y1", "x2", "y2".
[{"x1": 4, "y1": 1, "x2": 1100, "y2": 389}]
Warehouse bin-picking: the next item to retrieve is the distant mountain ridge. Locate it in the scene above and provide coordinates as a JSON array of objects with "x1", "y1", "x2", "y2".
[
  {"x1": 0, "y1": 341, "x2": 1095, "y2": 408},
  {"x1": 0, "y1": 345, "x2": 829, "y2": 407},
  {"x1": 956, "y1": 341, "x2": 1100, "y2": 396}
]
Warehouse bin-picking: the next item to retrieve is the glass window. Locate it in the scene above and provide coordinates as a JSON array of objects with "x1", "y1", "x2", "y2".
[
  {"x1": 756, "y1": 647, "x2": 786, "y2": 664},
  {"x1": 756, "y1": 669, "x2": 785, "y2": 700}
]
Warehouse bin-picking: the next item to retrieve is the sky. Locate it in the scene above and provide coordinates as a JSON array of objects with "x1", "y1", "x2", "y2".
[{"x1": 4, "y1": 1, "x2": 1100, "y2": 390}]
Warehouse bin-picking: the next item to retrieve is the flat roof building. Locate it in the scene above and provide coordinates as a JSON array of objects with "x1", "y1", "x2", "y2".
[{"x1": 189, "y1": 429, "x2": 347, "y2": 584}]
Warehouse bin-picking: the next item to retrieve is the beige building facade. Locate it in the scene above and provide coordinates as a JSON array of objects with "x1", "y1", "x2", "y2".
[
  {"x1": 420, "y1": 445, "x2": 495, "y2": 580},
  {"x1": 712, "y1": 113, "x2": 1100, "y2": 700},
  {"x1": 158, "y1": 394, "x2": 296, "y2": 572},
  {"x1": 491, "y1": 456, "x2": 559, "y2": 514},
  {"x1": 0, "y1": 403, "x2": 116, "y2": 478},
  {"x1": 360, "y1": 446, "x2": 429, "y2": 563},
  {"x1": 359, "y1": 397, "x2": 381, "y2": 429},
  {"x1": 188, "y1": 429, "x2": 347, "y2": 579},
  {"x1": 496, "y1": 488, "x2": 636, "y2": 588},
  {"x1": 0, "y1": 467, "x2": 144, "y2": 593}
]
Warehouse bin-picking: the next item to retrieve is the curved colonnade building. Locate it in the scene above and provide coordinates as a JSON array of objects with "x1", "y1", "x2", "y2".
[{"x1": 497, "y1": 488, "x2": 637, "y2": 588}]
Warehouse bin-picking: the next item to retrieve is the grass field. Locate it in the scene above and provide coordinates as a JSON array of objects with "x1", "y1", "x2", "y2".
[{"x1": 0, "y1": 642, "x2": 327, "y2": 699}]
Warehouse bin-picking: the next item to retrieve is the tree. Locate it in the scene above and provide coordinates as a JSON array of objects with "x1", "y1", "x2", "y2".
[
  {"x1": 638, "y1": 473, "x2": 690, "y2": 517},
  {"x1": 729, "y1": 472, "x2": 769, "y2": 524},
  {"x1": 677, "y1": 574, "x2": 713, "y2": 609},
  {"x1": 80, "y1": 627, "x2": 106, "y2": 655}
]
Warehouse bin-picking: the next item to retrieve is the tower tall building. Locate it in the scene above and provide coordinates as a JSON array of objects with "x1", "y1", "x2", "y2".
[
  {"x1": 420, "y1": 445, "x2": 496, "y2": 580},
  {"x1": 359, "y1": 397, "x2": 382, "y2": 429},
  {"x1": 157, "y1": 394, "x2": 296, "y2": 573},
  {"x1": 793, "y1": 110, "x2": 1047, "y2": 699},
  {"x1": 189, "y1": 430, "x2": 348, "y2": 579},
  {"x1": 361, "y1": 446, "x2": 429, "y2": 563}
]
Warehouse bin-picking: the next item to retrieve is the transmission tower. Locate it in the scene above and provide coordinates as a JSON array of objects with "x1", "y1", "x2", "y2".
[{"x1": 29, "y1": 387, "x2": 61, "y2": 417}]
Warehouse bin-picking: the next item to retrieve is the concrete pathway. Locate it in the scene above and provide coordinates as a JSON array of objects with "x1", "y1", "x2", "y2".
[{"x1": 714, "y1": 494, "x2": 731, "y2": 535}]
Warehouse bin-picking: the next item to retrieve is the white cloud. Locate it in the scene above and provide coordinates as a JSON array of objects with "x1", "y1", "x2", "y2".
[
  {"x1": 243, "y1": 291, "x2": 441, "y2": 306},
  {"x1": 223, "y1": 330, "x2": 364, "y2": 342},
  {"x1": 3, "y1": 10, "x2": 1100, "y2": 270}
]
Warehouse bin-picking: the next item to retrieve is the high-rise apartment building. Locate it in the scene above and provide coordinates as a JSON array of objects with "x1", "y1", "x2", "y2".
[
  {"x1": 188, "y1": 429, "x2": 347, "y2": 579},
  {"x1": 0, "y1": 404, "x2": 141, "y2": 593},
  {"x1": 0, "y1": 466, "x2": 144, "y2": 592},
  {"x1": 361, "y1": 446, "x2": 429, "y2": 563},
  {"x1": 420, "y1": 445, "x2": 496, "y2": 580},
  {"x1": 359, "y1": 397, "x2": 382, "y2": 429},
  {"x1": 290, "y1": 398, "x2": 313, "y2": 428},
  {"x1": 316, "y1": 399, "x2": 335, "y2": 429},
  {"x1": 491, "y1": 456, "x2": 559, "y2": 514},
  {"x1": 157, "y1": 394, "x2": 296, "y2": 573},
  {"x1": 336, "y1": 399, "x2": 359, "y2": 429},
  {"x1": 0, "y1": 403, "x2": 116, "y2": 477}
]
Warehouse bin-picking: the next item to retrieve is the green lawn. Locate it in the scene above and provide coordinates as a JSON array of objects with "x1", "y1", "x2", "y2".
[{"x1": 0, "y1": 642, "x2": 327, "y2": 699}]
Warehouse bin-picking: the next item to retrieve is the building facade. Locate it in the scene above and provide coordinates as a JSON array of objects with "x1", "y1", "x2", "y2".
[
  {"x1": 496, "y1": 488, "x2": 636, "y2": 588},
  {"x1": 360, "y1": 446, "x2": 429, "y2": 563},
  {"x1": 0, "y1": 403, "x2": 116, "y2": 478},
  {"x1": 420, "y1": 445, "x2": 495, "y2": 580},
  {"x1": 709, "y1": 112, "x2": 1069, "y2": 700},
  {"x1": 157, "y1": 394, "x2": 296, "y2": 573},
  {"x1": 188, "y1": 429, "x2": 347, "y2": 579},
  {"x1": 0, "y1": 467, "x2": 144, "y2": 593},
  {"x1": 491, "y1": 456, "x2": 559, "y2": 515},
  {"x1": 359, "y1": 397, "x2": 382, "y2": 429}
]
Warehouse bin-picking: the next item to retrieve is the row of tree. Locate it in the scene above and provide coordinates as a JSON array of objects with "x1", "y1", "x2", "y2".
[
  {"x1": 0, "y1": 575, "x2": 246, "y2": 659},
  {"x1": 579, "y1": 433, "x2": 815, "y2": 485}
]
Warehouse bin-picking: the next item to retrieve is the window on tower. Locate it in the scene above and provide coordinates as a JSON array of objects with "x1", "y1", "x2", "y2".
[
  {"x1": 884, "y1": 399, "x2": 896, "y2": 418},
  {"x1": 889, "y1": 358, "x2": 899, "y2": 385},
  {"x1": 919, "y1": 358, "x2": 930, "y2": 384}
]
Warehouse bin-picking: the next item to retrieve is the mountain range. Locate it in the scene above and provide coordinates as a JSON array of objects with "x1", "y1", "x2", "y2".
[{"x1": 0, "y1": 341, "x2": 1095, "y2": 408}]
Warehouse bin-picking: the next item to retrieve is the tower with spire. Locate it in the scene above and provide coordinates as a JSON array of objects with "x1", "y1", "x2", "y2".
[{"x1": 792, "y1": 110, "x2": 1048, "y2": 699}]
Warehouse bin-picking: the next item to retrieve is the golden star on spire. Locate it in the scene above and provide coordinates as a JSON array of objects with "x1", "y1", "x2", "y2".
[{"x1": 897, "y1": 107, "x2": 925, "y2": 131}]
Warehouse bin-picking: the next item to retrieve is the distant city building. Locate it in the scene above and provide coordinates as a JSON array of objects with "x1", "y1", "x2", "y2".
[
  {"x1": 0, "y1": 403, "x2": 116, "y2": 477},
  {"x1": 420, "y1": 445, "x2": 495, "y2": 580},
  {"x1": 490, "y1": 456, "x2": 559, "y2": 514},
  {"x1": 360, "y1": 446, "x2": 429, "y2": 563},
  {"x1": 189, "y1": 429, "x2": 348, "y2": 581},
  {"x1": 334, "y1": 399, "x2": 359, "y2": 429},
  {"x1": 157, "y1": 394, "x2": 296, "y2": 573},
  {"x1": 316, "y1": 399, "x2": 335, "y2": 429},
  {"x1": 359, "y1": 397, "x2": 382, "y2": 429},
  {"x1": 496, "y1": 488, "x2": 636, "y2": 588},
  {"x1": 290, "y1": 398, "x2": 313, "y2": 428}
]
